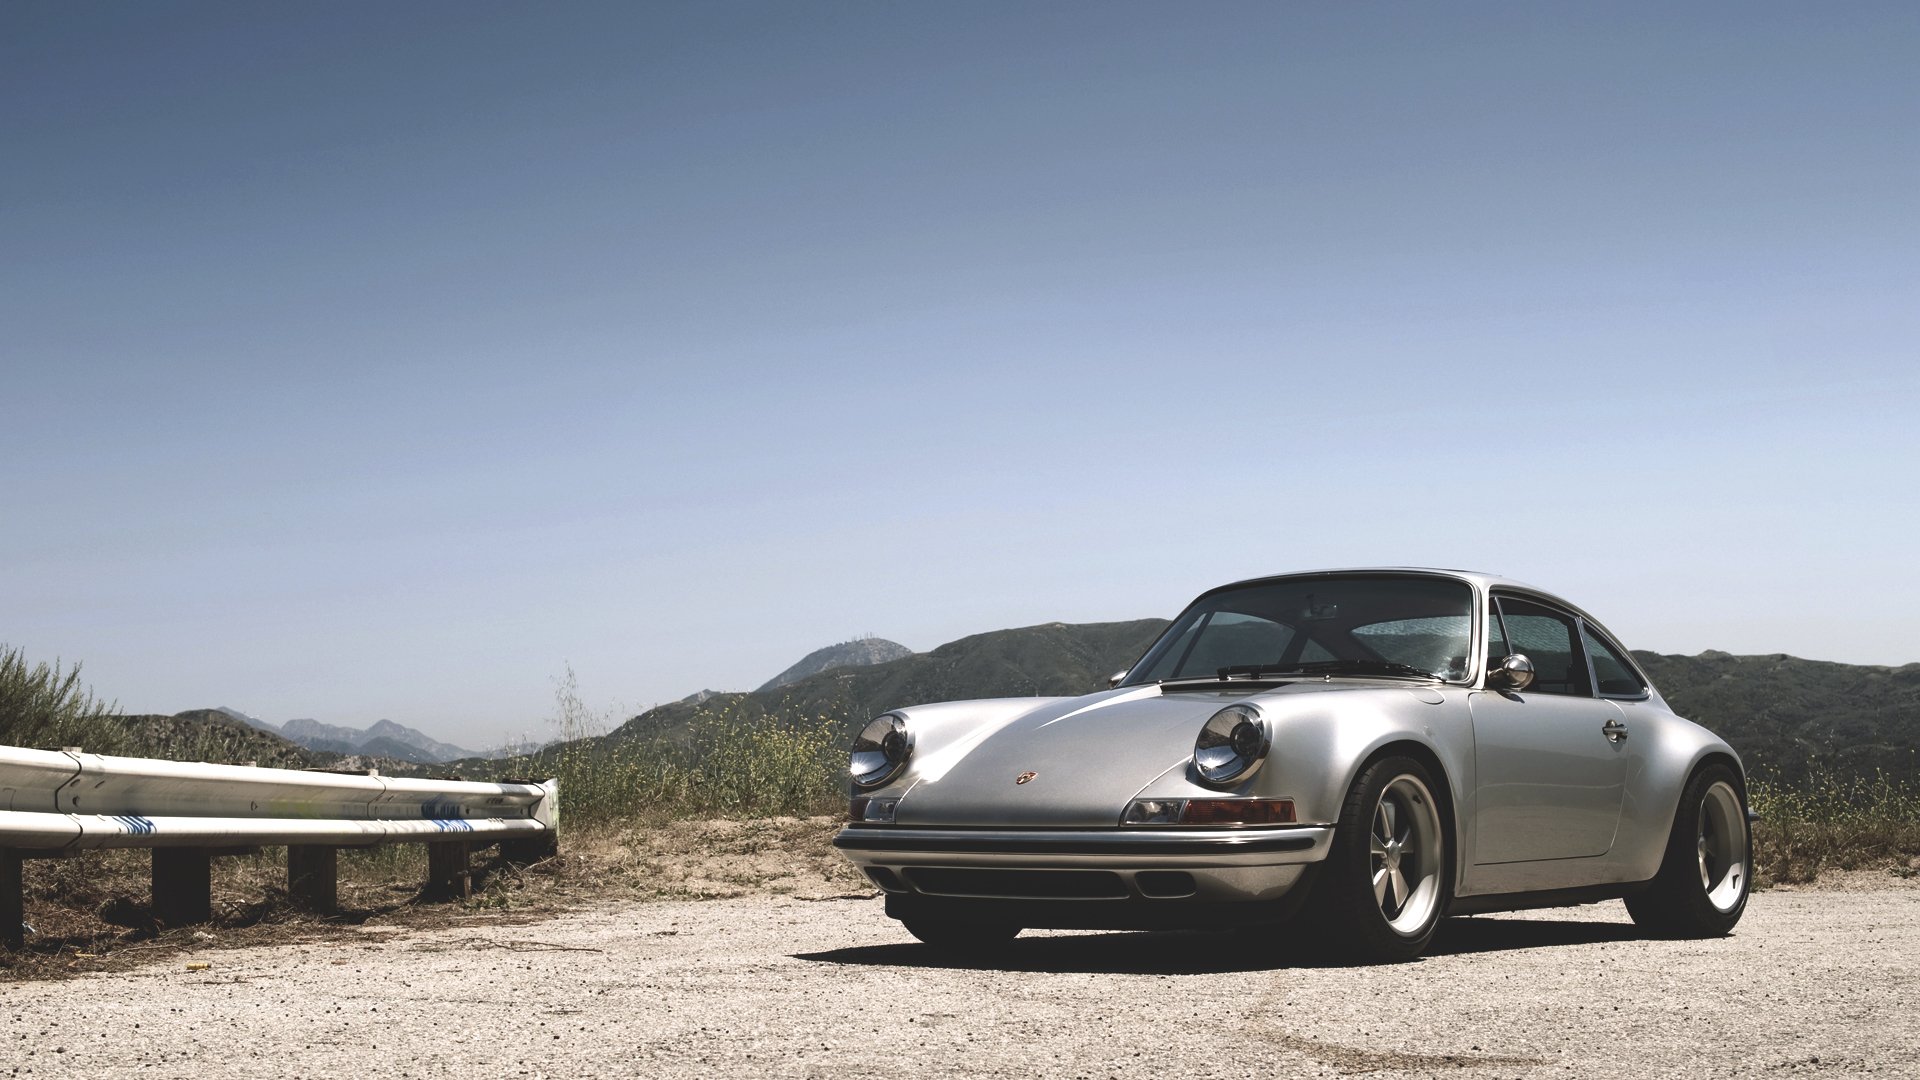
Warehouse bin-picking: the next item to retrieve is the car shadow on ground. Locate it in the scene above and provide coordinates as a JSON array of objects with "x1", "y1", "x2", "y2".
[{"x1": 792, "y1": 916, "x2": 1647, "y2": 975}]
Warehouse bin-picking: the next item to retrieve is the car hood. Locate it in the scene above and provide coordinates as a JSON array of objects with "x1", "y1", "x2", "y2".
[{"x1": 892, "y1": 681, "x2": 1398, "y2": 828}]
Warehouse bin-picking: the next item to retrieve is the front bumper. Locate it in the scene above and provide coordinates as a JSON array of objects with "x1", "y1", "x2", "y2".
[{"x1": 834, "y1": 824, "x2": 1333, "y2": 921}]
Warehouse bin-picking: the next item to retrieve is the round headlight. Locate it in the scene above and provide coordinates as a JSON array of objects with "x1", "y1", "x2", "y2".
[
  {"x1": 1194, "y1": 704, "x2": 1269, "y2": 785},
  {"x1": 850, "y1": 713, "x2": 912, "y2": 789}
]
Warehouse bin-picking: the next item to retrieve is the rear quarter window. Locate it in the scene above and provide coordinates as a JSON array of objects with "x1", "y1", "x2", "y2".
[{"x1": 1581, "y1": 624, "x2": 1646, "y2": 697}]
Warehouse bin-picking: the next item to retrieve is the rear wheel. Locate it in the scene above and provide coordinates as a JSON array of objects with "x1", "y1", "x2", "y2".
[
  {"x1": 1625, "y1": 764, "x2": 1750, "y2": 937},
  {"x1": 901, "y1": 919, "x2": 1021, "y2": 950},
  {"x1": 1311, "y1": 755, "x2": 1450, "y2": 963}
]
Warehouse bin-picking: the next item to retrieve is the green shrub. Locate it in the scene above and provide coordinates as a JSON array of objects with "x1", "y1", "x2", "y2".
[{"x1": 0, "y1": 646, "x2": 125, "y2": 752}]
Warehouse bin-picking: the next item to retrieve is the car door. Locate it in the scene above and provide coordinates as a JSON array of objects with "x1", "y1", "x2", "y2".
[{"x1": 1469, "y1": 595, "x2": 1629, "y2": 866}]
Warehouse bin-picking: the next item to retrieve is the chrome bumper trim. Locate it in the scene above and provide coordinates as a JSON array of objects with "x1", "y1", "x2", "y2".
[{"x1": 833, "y1": 825, "x2": 1327, "y2": 857}]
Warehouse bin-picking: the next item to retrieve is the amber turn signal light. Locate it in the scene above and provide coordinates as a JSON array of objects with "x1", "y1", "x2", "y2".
[{"x1": 1181, "y1": 798, "x2": 1296, "y2": 826}]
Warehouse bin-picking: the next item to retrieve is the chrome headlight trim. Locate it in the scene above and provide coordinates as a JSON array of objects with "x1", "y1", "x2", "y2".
[
  {"x1": 850, "y1": 713, "x2": 913, "y2": 789},
  {"x1": 1193, "y1": 703, "x2": 1269, "y2": 786}
]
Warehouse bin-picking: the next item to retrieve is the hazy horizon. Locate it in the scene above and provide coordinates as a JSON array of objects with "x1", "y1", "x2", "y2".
[{"x1": 5, "y1": 2, "x2": 1916, "y2": 745}]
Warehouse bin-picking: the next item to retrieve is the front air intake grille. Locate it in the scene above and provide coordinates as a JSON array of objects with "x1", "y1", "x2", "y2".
[
  {"x1": 1134, "y1": 870, "x2": 1197, "y2": 898},
  {"x1": 901, "y1": 867, "x2": 1128, "y2": 899}
]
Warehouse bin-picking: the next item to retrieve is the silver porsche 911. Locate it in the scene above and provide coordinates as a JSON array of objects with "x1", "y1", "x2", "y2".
[{"x1": 833, "y1": 568, "x2": 1752, "y2": 962}]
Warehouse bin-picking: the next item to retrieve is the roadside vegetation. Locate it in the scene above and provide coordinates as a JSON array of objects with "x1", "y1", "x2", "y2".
[
  {"x1": 0, "y1": 646, "x2": 125, "y2": 753},
  {"x1": 1749, "y1": 766, "x2": 1920, "y2": 884},
  {"x1": 495, "y1": 668, "x2": 842, "y2": 824}
]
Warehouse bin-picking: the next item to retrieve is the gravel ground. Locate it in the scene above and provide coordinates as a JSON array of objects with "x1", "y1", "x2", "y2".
[{"x1": 4, "y1": 887, "x2": 1915, "y2": 1079}]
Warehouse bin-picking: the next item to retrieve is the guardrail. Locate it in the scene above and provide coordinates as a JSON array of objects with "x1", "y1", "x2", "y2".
[{"x1": 1, "y1": 745, "x2": 558, "y2": 948}]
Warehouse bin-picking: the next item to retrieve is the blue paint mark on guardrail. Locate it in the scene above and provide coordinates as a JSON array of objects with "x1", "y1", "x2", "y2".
[
  {"x1": 113, "y1": 815, "x2": 156, "y2": 835},
  {"x1": 421, "y1": 797, "x2": 465, "y2": 820},
  {"x1": 430, "y1": 818, "x2": 474, "y2": 834}
]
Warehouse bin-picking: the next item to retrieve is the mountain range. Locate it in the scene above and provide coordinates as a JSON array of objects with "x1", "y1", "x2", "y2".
[
  {"x1": 1632, "y1": 650, "x2": 1920, "y2": 783},
  {"x1": 216, "y1": 708, "x2": 485, "y2": 764}
]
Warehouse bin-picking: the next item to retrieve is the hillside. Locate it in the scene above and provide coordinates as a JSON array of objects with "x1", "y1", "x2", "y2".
[
  {"x1": 1636, "y1": 650, "x2": 1920, "y2": 784},
  {"x1": 756, "y1": 637, "x2": 914, "y2": 692},
  {"x1": 600, "y1": 619, "x2": 1169, "y2": 752},
  {"x1": 3, "y1": 705, "x2": 357, "y2": 772},
  {"x1": 106, "y1": 709, "x2": 330, "y2": 769}
]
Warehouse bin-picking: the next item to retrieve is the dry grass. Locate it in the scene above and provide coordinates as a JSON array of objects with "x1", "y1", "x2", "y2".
[
  {"x1": 496, "y1": 673, "x2": 846, "y2": 825},
  {"x1": 1749, "y1": 769, "x2": 1920, "y2": 885},
  {"x1": 1753, "y1": 823, "x2": 1920, "y2": 886}
]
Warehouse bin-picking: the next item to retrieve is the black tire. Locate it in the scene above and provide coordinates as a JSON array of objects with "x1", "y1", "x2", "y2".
[
  {"x1": 901, "y1": 919, "x2": 1021, "y2": 950},
  {"x1": 1308, "y1": 755, "x2": 1452, "y2": 963},
  {"x1": 1625, "y1": 763, "x2": 1751, "y2": 937}
]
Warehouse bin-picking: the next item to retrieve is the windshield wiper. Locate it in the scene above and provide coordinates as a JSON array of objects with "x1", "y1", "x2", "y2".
[
  {"x1": 1156, "y1": 660, "x2": 1443, "y2": 687},
  {"x1": 1216, "y1": 664, "x2": 1294, "y2": 680},
  {"x1": 1275, "y1": 660, "x2": 1441, "y2": 681},
  {"x1": 1154, "y1": 665, "x2": 1296, "y2": 687}
]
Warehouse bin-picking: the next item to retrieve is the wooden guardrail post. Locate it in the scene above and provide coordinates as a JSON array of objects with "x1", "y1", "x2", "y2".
[
  {"x1": 152, "y1": 847, "x2": 213, "y2": 926},
  {"x1": 287, "y1": 845, "x2": 338, "y2": 913},
  {"x1": 2, "y1": 850, "x2": 22, "y2": 950},
  {"x1": 500, "y1": 832, "x2": 558, "y2": 865},
  {"x1": 425, "y1": 840, "x2": 472, "y2": 899}
]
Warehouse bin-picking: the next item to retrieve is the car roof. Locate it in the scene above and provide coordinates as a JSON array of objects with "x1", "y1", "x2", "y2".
[
  {"x1": 1207, "y1": 566, "x2": 1623, "y2": 636},
  {"x1": 1186, "y1": 567, "x2": 1659, "y2": 699},
  {"x1": 1214, "y1": 566, "x2": 1537, "y2": 593}
]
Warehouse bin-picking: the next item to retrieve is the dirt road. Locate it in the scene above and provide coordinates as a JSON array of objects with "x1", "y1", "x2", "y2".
[{"x1": 6, "y1": 885, "x2": 1915, "y2": 1078}]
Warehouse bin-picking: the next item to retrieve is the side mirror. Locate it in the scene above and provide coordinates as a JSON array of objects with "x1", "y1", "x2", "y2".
[
  {"x1": 1107, "y1": 669, "x2": 1129, "y2": 689},
  {"x1": 1489, "y1": 654, "x2": 1535, "y2": 692}
]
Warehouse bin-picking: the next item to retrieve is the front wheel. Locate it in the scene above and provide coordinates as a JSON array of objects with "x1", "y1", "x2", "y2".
[
  {"x1": 1625, "y1": 764, "x2": 1751, "y2": 937},
  {"x1": 901, "y1": 919, "x2": 1021, "y2": 951},
  {"x1": 1310, "y1": 755, "x2": 1451, "y2": 963}
]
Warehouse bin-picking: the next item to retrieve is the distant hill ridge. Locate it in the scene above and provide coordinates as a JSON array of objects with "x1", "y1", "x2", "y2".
[
  {"x1": 756, "y1": 637, "x2": 914, "y2": 692},
  {"x1": 608, "y1": 619, "x2": 1169, "y2": 751},
  {"x1": 1632, "y1": 650, "x2": 1920, "y2": 783},
  {"x1": 219, "y1": 708, "x2": 483, "y2": 764}
]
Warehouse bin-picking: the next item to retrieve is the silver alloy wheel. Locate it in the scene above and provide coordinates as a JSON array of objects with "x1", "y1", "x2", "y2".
[
  {"x1": 1369, "y1": 774, "x2": 1444, "y2": 934},
  {"x1": 1697, "y1": 780, "x2": 1748, "y2": 913}
]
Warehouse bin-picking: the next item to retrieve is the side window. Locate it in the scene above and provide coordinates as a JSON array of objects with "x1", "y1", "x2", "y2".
[
  {"x1": 1581, "y1": 624, "x2": 1646, "y2": 698},
  {"x1": 1493, "y1": 597, "x2": 1592, "y2": 697}
]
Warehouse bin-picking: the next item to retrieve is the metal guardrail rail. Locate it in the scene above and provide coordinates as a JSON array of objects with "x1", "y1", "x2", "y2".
[{"x1": 1, "y1": 745, "x2": 558, "y2": 948}]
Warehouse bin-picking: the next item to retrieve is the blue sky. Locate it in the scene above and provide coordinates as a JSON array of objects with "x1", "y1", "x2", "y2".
[{"x1": 3, "y1": 2, "x2": 1916, "y2": 746}]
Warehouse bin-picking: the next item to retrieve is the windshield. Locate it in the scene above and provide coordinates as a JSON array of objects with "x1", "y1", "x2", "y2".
[{"x1": 1123, "y1": 574, "x2": 1475, "y2": 685}]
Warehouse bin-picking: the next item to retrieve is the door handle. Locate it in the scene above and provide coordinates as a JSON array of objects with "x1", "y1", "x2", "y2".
[{"x1": 1602, "y1": 719, "x2": 1628, "y2": 742}]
